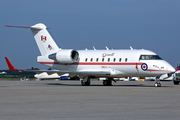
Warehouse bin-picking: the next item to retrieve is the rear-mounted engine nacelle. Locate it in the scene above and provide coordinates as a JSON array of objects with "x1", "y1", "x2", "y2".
[{"x1": 48, "y1": 49, "x2": 79, "y2": 63}]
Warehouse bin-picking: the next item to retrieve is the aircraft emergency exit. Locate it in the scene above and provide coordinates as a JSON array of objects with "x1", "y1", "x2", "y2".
[{"x1": 5, "y1": 23, "x2": 175, "y2": 87}]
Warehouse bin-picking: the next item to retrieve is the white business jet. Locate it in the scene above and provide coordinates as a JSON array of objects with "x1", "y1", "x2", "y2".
[
  {"x1": 34, "y1": 72, "x2": 69, "y2": 80},
  {"x1": 5, "y1": 23, "x2": 175, "y2": 87}
]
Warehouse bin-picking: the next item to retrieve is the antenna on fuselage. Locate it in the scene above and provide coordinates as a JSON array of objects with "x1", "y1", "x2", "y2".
[
  {"x1": 106, "y1": 46, "x2": 109, "y2": 50},
  {"x1": 93, "y1": 46, "x2": 96, "y2": 50},
  {"x1": 130, "y1": 46, "x2": 133, "y2": 50}
]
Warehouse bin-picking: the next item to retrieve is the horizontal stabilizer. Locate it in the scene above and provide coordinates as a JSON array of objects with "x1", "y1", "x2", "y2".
[
  {"x1": 6, "y1": 23, "x2": 59, "y2": 56},
  {"x1": 5, "y1": 25, "x2": 42, "y2": 30}
]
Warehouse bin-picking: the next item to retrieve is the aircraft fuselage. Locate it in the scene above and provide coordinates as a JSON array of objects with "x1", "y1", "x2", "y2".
[{"x1": 37, "y1": 49, "x2": 174, "y2": 78}]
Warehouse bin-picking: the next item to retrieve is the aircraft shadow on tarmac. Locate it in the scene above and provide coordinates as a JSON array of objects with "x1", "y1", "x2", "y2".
[
  {"x1": 46, "y1": 83, "x2": 82, "y2": 86},
  {"x1": 46, "y1": 83, "x2": 173, "y2": 87}
]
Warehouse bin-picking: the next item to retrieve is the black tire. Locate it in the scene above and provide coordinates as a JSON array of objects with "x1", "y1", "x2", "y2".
[
  {"x1": 173, "y1": 81, "x2": 179, "y2": 85},
  {"x1": 103, "y1": 80, "x2": 108, "y2": 86},
  {"x1": 158, "y1": 83, "x2": 161, "y2": 87},
  {"x1": 81, "y1": 81, "x2": 90, "y2": 86},
  {"x1": 81, "y1": 80, "x2": 85, "y2": 86},
  {"x1": 85, "y1": 81, "x2": 90, "y2": 86},
  {"x1": 154, "y1": 82, "x2": 161, "y2": 87},
  {"x1": 103, "y1": 80, "x2": 112, "y2": 86}
]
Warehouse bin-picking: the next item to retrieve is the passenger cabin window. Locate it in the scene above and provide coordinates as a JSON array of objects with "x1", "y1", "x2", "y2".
[
  {"x1": 85, "y1": 58, "x2": 88, "y2": 62},
  {"x1": 139, "y1": 55, "x2": 162, "y2": 60},
  {"x1": 125, "y1": 58, "x2": 127, "y2": 62},
  {"x1": 96, "y1": 58, "x2": 98, "y2": 62},
  {"x1": 91, "y1": 58, "x2": 93, "y2": 62},
  {"x1": 102, "y1": 58, "x2": 104, "y2": 62},
  {"x1": 119, "y1": 58, "x2": 121, "y2": 62},
  {"x1": 113, "y1": 58, "x2": 116, "y2": 62},
  {"x1": 108, "y1": 58, "x2": 110, "y2": 62}
]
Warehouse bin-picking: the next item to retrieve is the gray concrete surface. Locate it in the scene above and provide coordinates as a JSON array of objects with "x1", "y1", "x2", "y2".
[{"x1": 0, "y1": 80, "x2": 180, "y2": 120}]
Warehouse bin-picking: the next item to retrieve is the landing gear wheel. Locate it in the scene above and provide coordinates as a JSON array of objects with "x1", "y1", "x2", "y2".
[
  {"x1": 154, "y1": 82, "x2": 161, "y2": 87},
  {"x1": 103, "y1": 80, "x2": 108, "y2": 86},
  {"x1": 103, "y1": 80, "x2": 112, "y2": 86},
  {"x1": 81, "y1": 80, "x2": 90, "y2": 86},
  {"x1": 81, "y1": 76, "x2": 91, "y2": 86},
  {"x1": 81, "y1": 80, "x2": 85, "y2": 86}
]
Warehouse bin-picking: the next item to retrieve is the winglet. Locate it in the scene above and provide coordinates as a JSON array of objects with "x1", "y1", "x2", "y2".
[{"x1": 5, "y1": 57, "x2": 24, "y2": 71}]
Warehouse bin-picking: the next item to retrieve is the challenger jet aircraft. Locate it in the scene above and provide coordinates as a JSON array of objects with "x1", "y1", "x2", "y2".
[{"x1": 5, "y1": 23, "x2": 175, "y2": 87}]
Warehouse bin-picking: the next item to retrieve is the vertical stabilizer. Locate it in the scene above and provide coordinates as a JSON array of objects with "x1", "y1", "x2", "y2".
[{"x1": 30, "y1": 23, "x2": 60, "y2": 56}]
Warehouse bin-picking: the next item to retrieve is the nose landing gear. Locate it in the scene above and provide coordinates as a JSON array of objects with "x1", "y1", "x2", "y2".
[
  {"x1": 154, "y1": 82, "x2": 161, "y2": 87},
  {"x1": 154, "y1": 77, "x2": 161, "y2": 87}
]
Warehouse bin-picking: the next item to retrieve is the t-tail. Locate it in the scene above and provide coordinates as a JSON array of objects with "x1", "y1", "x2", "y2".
[{"x1": 6, "y1": 23, "x2": 60, "y2": 56}]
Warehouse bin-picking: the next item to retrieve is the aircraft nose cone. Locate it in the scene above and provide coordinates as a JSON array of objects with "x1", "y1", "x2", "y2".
[{"x1": 167, "y1": 65, "x2": 175, "y2": 73}]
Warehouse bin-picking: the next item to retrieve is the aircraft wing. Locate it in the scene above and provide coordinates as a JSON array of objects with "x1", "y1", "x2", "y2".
[
  {"x1": 5, "y1": 57, "x2": 111, "y2": 76},
  {"x1": 26, "y1": 70, "x2": 110, "y2": 76}
]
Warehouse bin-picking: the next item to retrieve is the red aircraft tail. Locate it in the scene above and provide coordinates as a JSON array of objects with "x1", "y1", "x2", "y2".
[{"x1": 5, "y1": 57, "x2": 22, "y2": 71}]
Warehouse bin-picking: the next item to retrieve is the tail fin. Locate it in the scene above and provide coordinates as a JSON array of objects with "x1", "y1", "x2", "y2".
[
  {"x1": 30, "y1": 23, "x2": 60, "y2": 56},
  {"x1": 6, "y1": 23, "x2": 60, "y2": 56},
  {"x1": 5, "y1": 57, "x2": 18, "y2": 71}
]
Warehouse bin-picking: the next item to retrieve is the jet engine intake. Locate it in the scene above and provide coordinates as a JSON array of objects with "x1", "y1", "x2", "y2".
[{"x1": 49, "y1": 49, "x2": 79, "y2": 63}]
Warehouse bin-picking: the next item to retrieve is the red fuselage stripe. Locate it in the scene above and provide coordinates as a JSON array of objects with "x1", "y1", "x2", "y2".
[
  {"x1": 37, "y1": 62, "x2": 171, "y2": 72},
  {"x1": 146, "y1": 69, "x2": 170, "y2": 72},
  {"x1": 37, "y1": 62, "x2": 143, "y2": 65}
]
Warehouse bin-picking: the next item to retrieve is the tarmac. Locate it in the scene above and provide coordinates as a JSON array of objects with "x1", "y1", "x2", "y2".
[{"x1": 0, "y1": 80, "x2": 180, "y2": 120}]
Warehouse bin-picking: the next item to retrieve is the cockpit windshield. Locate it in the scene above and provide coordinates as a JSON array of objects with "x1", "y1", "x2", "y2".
[{"x1": 139, "y1": 55, "x2": 162, "y2": 60}]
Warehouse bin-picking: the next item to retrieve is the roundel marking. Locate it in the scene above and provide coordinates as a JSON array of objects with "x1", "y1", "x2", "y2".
[{"x1": 141, "y1": 63, "x2": 148, "y2": 71}]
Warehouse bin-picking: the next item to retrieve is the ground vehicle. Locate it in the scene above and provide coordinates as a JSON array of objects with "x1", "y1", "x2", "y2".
[{"x1": 173, "y1": 64, "x2": 180, "y2": 85}]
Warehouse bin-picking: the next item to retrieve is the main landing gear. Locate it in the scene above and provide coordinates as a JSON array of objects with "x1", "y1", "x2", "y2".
[
  {"x1": 103, "y1": 78, "x2": 114, "y2": 86},
  {"x1": 81, "y1": 77, "x2": 113, "y2": 86},
  {"x1": 103, "y1": 79, "x2": 112, "y2": 86},
  {"x1": 81, "y1": 76, "x2": 162, "y2": 87},
  {"x1": 81, "y1": 76, "x2": 90, "y2": 86}
]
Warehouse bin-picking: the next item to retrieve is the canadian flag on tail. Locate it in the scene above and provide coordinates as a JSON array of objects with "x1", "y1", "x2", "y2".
[{"x1": 41, "y1": 36, "x2": 46, "y2": 42}]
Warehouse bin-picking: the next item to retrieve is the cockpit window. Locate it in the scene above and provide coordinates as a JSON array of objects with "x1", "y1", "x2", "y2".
[{"x1": 139, "y1": 55, "x2": 162, "y2": 60}]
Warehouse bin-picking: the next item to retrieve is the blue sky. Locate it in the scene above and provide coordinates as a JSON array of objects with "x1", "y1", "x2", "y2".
[{"x1": 0, "y1": 0, "x2": 180, "y2": 69}]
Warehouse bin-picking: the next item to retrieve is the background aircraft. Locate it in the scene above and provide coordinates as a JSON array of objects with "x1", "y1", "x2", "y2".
[
  {"x1": 172, "y1": 64, "x2": 180, "y2": 85},
  {"x1": 34, "y1": 72, "x2": 79, "y2": 80},
  {"x1": 0, "y1": 71, "x2": 7, "y2": 75}
]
